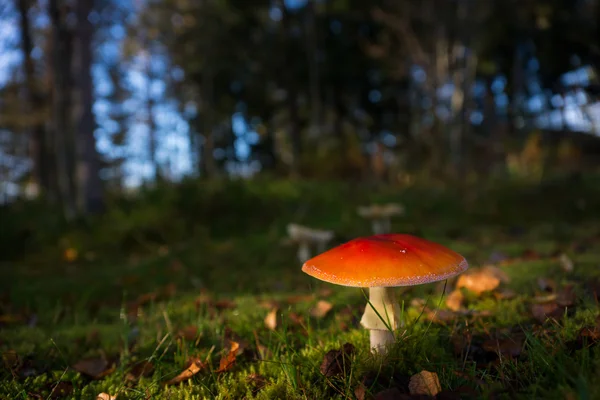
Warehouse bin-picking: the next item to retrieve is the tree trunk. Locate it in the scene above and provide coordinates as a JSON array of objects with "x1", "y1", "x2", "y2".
[
  {"x1": 305, "y1": 0, "x2": 321, "y2": 137},
  {"x1": 49, "y1": 0, "x2": 76, "y2": 219},
  {"x1": 200, "y1": 64, "x2": 217, "y2": 179},
  {"x1": 16, "y1": 0, "x2": 50, "y2": 197},
  {"x1": 74, "y1": 0, "x2": 104, "y2": 214},
  {"x1": 146, "y1": 52, "x2": 160, "y2": 182},
  {"x1": 280, "y1": 1, "x2": 302, "y2": 176}
]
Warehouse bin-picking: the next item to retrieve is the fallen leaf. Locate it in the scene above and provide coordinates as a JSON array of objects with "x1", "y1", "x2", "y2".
[
  {"x1": 47, "y1": 381, "x2": 74, "y2": 399},
  {"x1": 258, "y1": 299, "x2": 280, "y2": 309},
  {"x1": 72, "y1": 357, "x2": 115, "y2": 379},
  {"x1": 455, "y1": 268, "x2": 501, "y2": 295},
  {"x1": 521, "y1": 248, "x2": 540, "y2": 260},
  {"x1": 213, "y1": 299, "x2": 236, "y2": 310},
  {"x1": 126, "y1": 360, "x2": 154, "y2": 381},
  {"x1": 374, "y1": 388, "x2": 408, "y2": 400},
  {"x1": 288, "y1": 312, "x2": 305, "y2": 325},
  {"x1": 164, "y1": 357, "x2": 206, "y2": 385},
  {"x1": 177, "y1": 326, "x2": 199, "y2": 341},
  {"x1": 481, "y1": 336, "x2": 524, "y2": 358},
  {"x1": 445, "y1": 290, "x2": 464, "y2": 311},
  {"x1": 217, "y1": 340, "x2": 240, "y2": 373},
  {"x1": 531, "y1": 303, "x2": 563, "y2": 323},
  {"x1": 320, "y1": 343, "x2": 355, "y2": 377},
  {"x1": 559, "y1": 253, "x2": 574, "y2": 272},
  {"x1": 264, "y1": 308, "x2": 278, "y2": 331},
  {"x1": 96, "y1": 393, "x2": 117, "y2": 400},
  {"x1": 354, "y1": 383, "x2": 369, "y2": 400},
  {"x1": 310, "y1": 300, "x2": 333, "y2": 318},
  {"x1": 408, "y1": 370, "x2": 442, "y2": 396}
]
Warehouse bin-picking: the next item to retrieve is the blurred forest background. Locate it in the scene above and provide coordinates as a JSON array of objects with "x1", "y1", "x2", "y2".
[{"x1": 0, "y1": 0, "x2": 599, "y2": 217}]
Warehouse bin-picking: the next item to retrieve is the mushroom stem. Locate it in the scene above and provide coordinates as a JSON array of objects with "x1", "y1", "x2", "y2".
[
  {"x1": 372, "y1": 220, "x2": 384, "y2": 234},
  {"x1": 370, "y1": 330, "x2": 395, "y2": 353},
  {"x1": 297, "y1": 241, "x2": 311, "y2": 263},
  {"x1": 360, "y1": 286, "x2": 400, "y2": 354}
]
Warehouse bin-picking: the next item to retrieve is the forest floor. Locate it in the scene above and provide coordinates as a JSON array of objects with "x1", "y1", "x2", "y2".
[{"x1": 1, "y1": 174, "x2": 600, "y2": 399}]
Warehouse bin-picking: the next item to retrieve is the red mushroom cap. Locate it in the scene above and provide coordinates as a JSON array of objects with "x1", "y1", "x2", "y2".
[{"x1": 302, "y1": 233, "x2": 468, "y2": 287}]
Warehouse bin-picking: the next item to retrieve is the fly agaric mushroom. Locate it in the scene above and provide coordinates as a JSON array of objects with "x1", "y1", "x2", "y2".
[
  {"x1": 302, "y1": 233, "x2": 467, "y2": 355},
  {"x1": 287, "y1": 223, "x2": 335, "y2": 262},
  {"x1": 357, "y1": 203, "x2": 404, "y2": 234}
]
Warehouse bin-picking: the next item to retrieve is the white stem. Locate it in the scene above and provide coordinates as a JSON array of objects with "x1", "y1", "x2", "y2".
[
  {"x1": 297, "y1": 242, "x2": 311, "y2": 262},
  {"x1": 382, "y1": 217, "x2": 391, "y2": 233},
  {"x1": 372, "y1": 220, "x2": 383, "y2": 234},
  {"x1": 360, "y1": 286, "x2": 400, "y2": 355},
  {"x1": 316, "y1": 239, "x2": 327, "y2": 253},
  {"x1": 370, "y1": 330, "x2": 395, "y2": 354}
]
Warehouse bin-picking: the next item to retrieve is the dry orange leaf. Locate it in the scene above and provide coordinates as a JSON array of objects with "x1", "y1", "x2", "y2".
[
  {"x1": 455, "y1": 268, "x2": 501, "y2": 295},
  {"x1": 216, "y1": 341, "x2": 240, "y2": 373},
  {"x1": 310, "y1": 300, "x2": 333, "y2": 318},
  {"x1": 264, "y1": 308, "x2": 278, "y2": 331},
  {"x1": 408, "y1": 370, "x2": 442, "y2": 396},
  {"x1": 164, "y1": 357, "x2": 206, "y2": 385},
  {"x1": 72, "y1": 357, "x2": 115, "y2": 380},
  {"x1": 445, "y1": 290, "x2": 464, "y2": 311}
]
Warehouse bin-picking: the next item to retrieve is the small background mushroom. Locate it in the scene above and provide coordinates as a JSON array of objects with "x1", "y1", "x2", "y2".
[
  {"x1": 286, "y1": 223, "x2": 334, "y2": 263},
  {"x1": 357, "y1": 203, "x2": 405, "y2": 234}
]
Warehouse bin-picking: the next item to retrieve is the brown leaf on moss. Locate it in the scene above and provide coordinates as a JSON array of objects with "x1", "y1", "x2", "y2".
[
  {"x1": 72, "y1": 357, "x2": 115, "y2": 380},
  {"x1": 216, "y1": 341, "x2": 240, "y2": 373},
  {"x1": 47, "y1": 381, "x2": 74, "y2": 399},
  {"x1": 213, "y1": 299, "x2": 237, "y2": 310},
  {"x1": 408, "y1": 370, "x2": 442, "y2": 396},
  {"x1": 373, "y1": 387, "x2": 408, "y2": 400},
  {"x1": 264, "y1": 308, "x2": 279, "y2": 331},
  {"x1": 126, "y1": 360, "x2": 154, "y2": 381},
  {"x1": 310, "y1": 300, "x2": 333, "y2": 318},
  {"x1": 288, "y1": 312, "x2": 305, "y2": 326},
  {"x1": 445, "y1": 290, "x2": 464, "y2": 311},
  {"x1": 455, "y1": 268, "x2": 501, "y2": 295},
  {"x1": 521, "y1": 248, "x2": 541, "y2": 260},
  {"x1": 481, "y1": 336, "x2": 524, "y2": 358},
  {"x1": 258, "y1": 299, "x2": 280, "y2": 309},
  {"x1": 164, "y1": 357, "x2": 206, "y2": 385},
  {"x1": 320, "y1": 343, "x2": 355, "y2": 377},
  {"x1": 531, "y1": 302, "x2": 563, "y2": 323}
]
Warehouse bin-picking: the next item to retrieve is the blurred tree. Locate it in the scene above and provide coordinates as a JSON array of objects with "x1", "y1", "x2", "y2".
[{"x1": 74, "y1": 0, "x2": 105, "y2": 213}]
